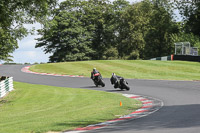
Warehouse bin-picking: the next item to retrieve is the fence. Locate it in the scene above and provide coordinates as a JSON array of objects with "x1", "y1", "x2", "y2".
[
  {"x1": 0, "y1": 77, "x2": 14, "y2": 98},
  {"x1": 150, "y1": 55, "x2": 172, "y2": 61},
  {"x1": 150, "y1": 54, "x2": 200, "y2": 62},
  {"x1": 173, "y1": 55, "x2": 200, "y2": 62}
]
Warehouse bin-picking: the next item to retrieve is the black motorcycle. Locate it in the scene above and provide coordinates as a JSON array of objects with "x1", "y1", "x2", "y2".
[
  {"x1": 92, "y1": 73, "x2": 105, "y2": 87},
  {"x1": 110, "y1": 76, "x2": 130, "y2": 90}
]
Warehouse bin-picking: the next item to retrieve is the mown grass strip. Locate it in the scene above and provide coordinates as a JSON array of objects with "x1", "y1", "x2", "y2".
[
  {"x1": 30, "y1": 60, "x2": 200, "y2": 81},
  {"x1": 0, "y1": 82, "x2": 141, "y2": 133}
]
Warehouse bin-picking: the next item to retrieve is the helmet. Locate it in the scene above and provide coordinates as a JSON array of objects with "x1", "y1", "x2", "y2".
[
  {"x1": 112, "y1": 73, "x2": 115, "y2": 76},
  {"x1": 93, "y1": 68, "x2": 96, "y2": 71}
]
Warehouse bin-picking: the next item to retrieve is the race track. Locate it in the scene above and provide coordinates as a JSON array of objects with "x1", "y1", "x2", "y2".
[{"x1": 1, "y1": 65, "x2": 200, "y2": 133}]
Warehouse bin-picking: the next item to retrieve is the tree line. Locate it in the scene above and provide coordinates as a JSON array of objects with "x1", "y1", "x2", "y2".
[{"x1": 1, "y1": 0, "x2": 200, "y2": 62}]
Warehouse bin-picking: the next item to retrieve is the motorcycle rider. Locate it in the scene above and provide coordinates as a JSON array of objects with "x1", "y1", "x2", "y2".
[
  {"x1": 91, "y1": 68, "x2": 105, "y2": 87},
  {"x1": 110, "y1": 73, "x2": 125, "y2": 88},
  {"x1": 91, "y1": 68, "x2": 101, "y2": 80}
]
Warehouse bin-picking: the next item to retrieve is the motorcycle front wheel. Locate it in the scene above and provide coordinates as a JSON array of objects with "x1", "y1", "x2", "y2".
[
  {"x1": 100, "y1": 80, "x2": 105, "y2": 87},
  {"x1": 123, "y1": 82, "x2": 130, "y2": 90}
]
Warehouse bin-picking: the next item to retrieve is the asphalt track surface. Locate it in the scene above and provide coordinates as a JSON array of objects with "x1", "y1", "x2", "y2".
[{"x1": 1, "y1": 64, "x2": 200, "y2": 133}]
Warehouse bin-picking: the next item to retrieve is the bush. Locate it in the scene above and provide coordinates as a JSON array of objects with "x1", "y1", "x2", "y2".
[
  {"x1": 103, "y1": 47, "x2": 119, "y2": 60},
  {"x1": 128, "y1": 50, "x2": 140, "y2": 60}
]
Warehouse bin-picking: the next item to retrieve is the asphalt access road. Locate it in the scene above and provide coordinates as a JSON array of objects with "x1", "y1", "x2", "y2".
[{"x1": 1, "y1": 64, "x2": 200, "y2": 133}]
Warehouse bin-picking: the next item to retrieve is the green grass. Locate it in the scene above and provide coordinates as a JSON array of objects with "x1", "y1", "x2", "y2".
[
  {"x1": 30, "y1": 60, "x2": 200, "y2": 81},
  {"x1": 0, "y1": 82, "x2": 141, "y2": 133}
]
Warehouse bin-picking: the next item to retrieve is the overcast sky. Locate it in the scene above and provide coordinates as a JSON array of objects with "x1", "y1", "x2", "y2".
[{"x1": 10, "y1": 0, "x2": 178, "y2": 64}]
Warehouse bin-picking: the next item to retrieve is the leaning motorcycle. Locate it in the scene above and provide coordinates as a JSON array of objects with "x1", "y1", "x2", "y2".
[
  {"x1": 92, "y1": 73, "x2": 105, "y2": 87},
  {"x1": 111, "y1": 78, "x2": 130, "y2": 90}
]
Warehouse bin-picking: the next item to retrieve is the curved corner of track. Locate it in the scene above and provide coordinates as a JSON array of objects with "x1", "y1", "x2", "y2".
[
  {"x1": 64, "y1": 94, "x2": 163, "y2": 133},
  {"x1": 21, "y1": 66, "x2": 84, "y2": 78}
]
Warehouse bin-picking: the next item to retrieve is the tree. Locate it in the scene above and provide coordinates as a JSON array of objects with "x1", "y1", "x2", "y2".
[
  {"x1": 36, "y1": 0, "x2": 124, "y2": 62},
  {"x1": 116, "y1": 0, "x2": 179, "y2": 59},
  {"x1": 185, "y1": 3, "x2": 200, "y2": 37},
  {"x1": 36, "y1": 0, "x2": 95, "y2": 62},
  {"x1": 85, "y1": 0, "x2": 115, "y2": 60},
  {"x1": 111, "y1": 0, "x2": 130, "y2": 58},
  {"x1": 117, "y1": 1, "x2": 151, "y2": 59},
  {"x1": 119, "y1": 0, "x2": 165, "y2": 59},
  {"x1": 0, "y1": 0, "x2": 57, "y2": 61},
  {"x1": 144, "y1": 0, "x2": 179, "y2": 59},
  {"x1": 176, "y1": 1, "x2": 200, "y2": 37}
]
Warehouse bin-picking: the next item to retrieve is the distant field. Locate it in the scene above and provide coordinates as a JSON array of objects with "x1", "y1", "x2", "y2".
[
  {"x1": 0, "y1": 82, "x2": 141, "y2": 133},
  {"x1": 30, "y1": 60, "x2": 200, "y2": 81}
]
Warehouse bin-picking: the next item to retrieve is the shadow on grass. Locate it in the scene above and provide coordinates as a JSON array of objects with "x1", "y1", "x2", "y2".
[
  {"x1": 0, "y1": 99, "x2": 12, "y2": 107},
  {"x1": 56, "y1": 120, "x2": 99, "y2": 126},
  {"x1": 54, "y1": 120, "x2": 109, "y2": 131}
]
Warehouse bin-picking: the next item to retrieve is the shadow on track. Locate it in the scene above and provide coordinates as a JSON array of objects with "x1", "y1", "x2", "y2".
[
  {"x1": 105, "y1": 90, "x2": 128, "y2": 92},
  {"x1": 80, "y1": 86, "x2": 99, "y2": 88},
  {"x1": 88, "y1": 104, "x2": 200, "y2": 133},
  {"x1": 80, "y1": 86, "x2": 129, "y2": 92}
]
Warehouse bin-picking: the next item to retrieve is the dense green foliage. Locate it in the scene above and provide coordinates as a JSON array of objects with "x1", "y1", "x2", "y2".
[
  {"x1": 36, "y1": 0, "x2": 181, "y2": 62},
  {"x1": 0, "y1": 82, "x2": 141, "y2": 132},
  {"x1": 0, "y1": 0, "x2": 57, "y2": 61},
  {"x1": 177, "y1": 0, "x2": 200, "y2": 37}
]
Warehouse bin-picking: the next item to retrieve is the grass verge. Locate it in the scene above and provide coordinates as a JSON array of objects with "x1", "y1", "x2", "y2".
[
  {"x1": 0, "y1": 82, "x2": 141, "y2": 133},
  {"x1": 30, "y1": 60, "x2": 200, "y2": 81}
]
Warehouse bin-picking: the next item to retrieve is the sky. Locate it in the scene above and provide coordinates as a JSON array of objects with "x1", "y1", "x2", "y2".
[{"x1": 10, "y1": 0, "x2": 178, "y2": 64}]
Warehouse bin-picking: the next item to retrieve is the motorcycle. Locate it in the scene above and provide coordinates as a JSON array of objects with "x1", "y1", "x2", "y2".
[
  {"x1": 92, "y1": 73, "x2": 105, "y2": 87},
  {"x1": 110, "y1": 76, "x2": 130, "y2": 90}
]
